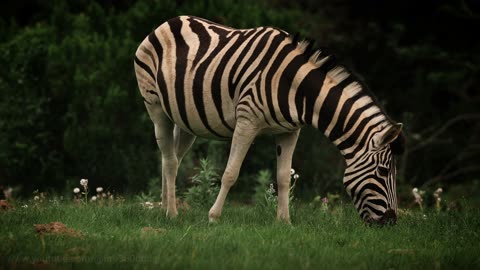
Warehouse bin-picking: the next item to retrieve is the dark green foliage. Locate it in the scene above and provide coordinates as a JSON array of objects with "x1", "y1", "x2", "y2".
[
  {"x1": 0, "y1": 0, "x2": 479, "y2": 202},
  {"x1": 0, "y1": 25, "x2": 64, "y2": 189}
]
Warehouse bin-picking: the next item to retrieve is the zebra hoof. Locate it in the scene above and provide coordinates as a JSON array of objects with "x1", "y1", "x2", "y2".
[
  {"x1": 276, "y1": 217, "x2": 292, "y2": 225},
  {"x1": 208, "y1": 210, "x2": 220, "y2": 223},
  {"x1": 160, "y1": 202, "x2": 167, "y2": 210},
  {"x1": 166, "y1": 209, "x2": 178, "y2": 219},
  {"x1": 208, "y1": 216, "x2": 219, "y2": 224}
]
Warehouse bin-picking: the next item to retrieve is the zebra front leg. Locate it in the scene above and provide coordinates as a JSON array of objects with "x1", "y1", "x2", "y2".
[
  {"x1": 275, "y1": 130, "x2": 300, "y2": 224},
  {"x1": 208, "y1": 120, "x2": 259, "y2": 223}
]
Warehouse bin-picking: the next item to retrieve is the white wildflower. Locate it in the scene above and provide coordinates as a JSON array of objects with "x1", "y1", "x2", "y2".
[
  {"x1": 293, "y1": 174, "x2": 300, "y2": 180},
  {"x1": 434, "y1": 188, "x2": 443, "y2": 212},
  {"x1": 91, "y1": 196, "x2": 97, "y2": 201},
  {"x1": 290, "y1": 168, "x2": 295, "y2": 175},
  {"x1": 433, "y1": 188, "x2": 443, "y2": 199},
  {"x1": 412, "y1": 188, "x2": 422, "y2": 202},
  {"x1": 143, "y1": 201, "x2": 154, "y2": 209},
  {"x1": 80, "y1": 179, "x2": 88, "y2": 187},
  {"x1": 73, "y1": 188, "x2": 80, "y2": 194},
  {"x1": 22, "y1": 204, "x2": 28, "y2": 208},
  {"x1": 412, "y1": 187, "x2": 424, "y2": 210},
  {"x1": 34, "y1": 196, "x2": 40, "y2": 201},
  {"x1": 268, "y1": 183, "x2": 275, "y2": 194},
  {"x1": 96, "y1": 187, "x2": 103, "y2": 193}
]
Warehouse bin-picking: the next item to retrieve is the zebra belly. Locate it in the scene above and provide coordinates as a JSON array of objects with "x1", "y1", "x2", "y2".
[
  {"x1": 161, "y1": 82, "x2": 237, "y2": 140},
  {"x1": 174, "y1": 111, "x2": 236, "y2": 139}
]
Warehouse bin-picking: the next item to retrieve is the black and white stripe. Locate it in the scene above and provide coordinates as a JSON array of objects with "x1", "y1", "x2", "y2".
[{"x1": 134, "y1": 16, "x2": 404, "y2": 224}]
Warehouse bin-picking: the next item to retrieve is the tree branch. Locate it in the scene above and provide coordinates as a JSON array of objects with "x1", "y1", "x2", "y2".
[
  {"x1": 407, "y1": 113, "x2": 480, "y2": 154},
  {"x1": 422, "y1": 165, "x2": 480, "y2": 187}
]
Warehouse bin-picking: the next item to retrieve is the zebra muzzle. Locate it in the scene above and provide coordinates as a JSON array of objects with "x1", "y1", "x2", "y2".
[
  {"x1": 366, "y1": 209, "x2": 397, "y2": 226},
  {"x1": 378, "y1": 209, "x2": 397, "y2": 225}
]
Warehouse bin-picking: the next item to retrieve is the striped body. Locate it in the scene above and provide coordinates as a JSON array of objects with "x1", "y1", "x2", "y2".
[{"x1": 134, "y1": 16, "x2": 404, "y2": 224}]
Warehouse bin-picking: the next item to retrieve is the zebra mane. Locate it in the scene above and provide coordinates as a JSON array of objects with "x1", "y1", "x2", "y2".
[
  {"x1": 294, "y1": 38, "x2": 350, "y2": 83},
  {"x1": 289, "y1": 33, "x2": 336, "y2": 68},
  {"x1": 288, "y1": 32, "x2": 395, "y2": 125}
]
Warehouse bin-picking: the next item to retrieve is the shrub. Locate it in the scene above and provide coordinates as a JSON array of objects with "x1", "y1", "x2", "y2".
[{"x1": 184, "y1": 158, "x2": 220, "y2": 207}]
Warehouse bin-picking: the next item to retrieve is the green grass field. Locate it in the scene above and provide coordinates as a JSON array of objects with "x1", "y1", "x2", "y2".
[{"x1": 1, "y1": 201, "x2": 479, "y2": 269}]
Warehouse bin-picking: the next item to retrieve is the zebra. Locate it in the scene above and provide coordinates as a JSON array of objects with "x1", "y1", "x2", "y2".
[{"x1": 134, "y1": 15, "x2": 404, "y2": 225}]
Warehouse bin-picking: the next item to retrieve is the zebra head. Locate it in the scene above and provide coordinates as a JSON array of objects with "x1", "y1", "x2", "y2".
[{"x1": 343, "y1": 122, "x2": 404, "y2": 225}]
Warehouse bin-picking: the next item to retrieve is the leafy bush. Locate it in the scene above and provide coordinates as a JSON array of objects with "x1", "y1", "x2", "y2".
[
  {"x1": 184, "y1": 158, "x2": 220, "y2": 207},
  {"x1": 253, "y1": 170, "x2": 275, "y2": 208}
]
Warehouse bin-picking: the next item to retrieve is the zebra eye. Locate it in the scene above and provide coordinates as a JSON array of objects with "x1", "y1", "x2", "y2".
[{"x1": 377, "y1": 166, "x2": 389, "y2": 177}]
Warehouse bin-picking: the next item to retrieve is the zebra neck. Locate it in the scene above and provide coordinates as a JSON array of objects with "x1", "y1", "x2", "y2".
[{"x1": 305, "y1": 68, "x2": 389, "y2": 161}]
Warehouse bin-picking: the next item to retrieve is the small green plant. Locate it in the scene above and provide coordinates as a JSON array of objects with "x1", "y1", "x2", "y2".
[
  {"x1": 254, "y1": 169, "x2": 299, "y2": 212},
  {"x1": 135, "y1": 177, "x2": 161, "y2": 203},
  {"x1": 147, "y1": 177, "x2": 162, "y2": 199},
  {"x1": 289, "y1": 169, "x2": 300, "y2": 205},
  {"x1": 32, "y1": 189, "x2": 47, "y2": 207},
  {"x1": 253, "y1": 169, "x2": 273, "y2": 206},
  {"x1": 265, "y1": 183, "x2": 277, "y2": 210},
  {"x1": 134, "y1": 191, "x2": 156, "y2": 203},
  {"x1": 184, "y1": 158, "x2": 220, "y2": 207},
  {"x1": 71, "y1": 179, "x2": 118, "y2": 205},
  {"x1": 310, "y1": 192, "x2": 341, "y2": 212},
  {"x1": 253, "y1": 169, "x2": 278, "y2": 210}
]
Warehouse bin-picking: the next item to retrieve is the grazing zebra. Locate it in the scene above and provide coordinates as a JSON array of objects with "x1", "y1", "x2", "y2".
[{"x1": 134, "y1": 16, "x2": 404, "y2": 225}]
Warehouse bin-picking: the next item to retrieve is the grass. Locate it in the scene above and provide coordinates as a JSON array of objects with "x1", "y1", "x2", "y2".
[{"x1": 1, "y1": 200, "x2": 479, "y2": 269}]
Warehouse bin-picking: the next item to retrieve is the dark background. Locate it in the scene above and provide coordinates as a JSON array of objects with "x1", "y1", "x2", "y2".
[{"x1": 1, "y1": 0, "x2": 479, "y2": 204}]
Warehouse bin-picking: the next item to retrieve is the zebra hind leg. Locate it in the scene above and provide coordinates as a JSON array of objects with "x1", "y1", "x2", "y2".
[
  {"x1": 174, "y1": 125, "x2": 196, "y2": 166},
  {"x1": 275, "y1": 130, "x2": 300, "y2": 224},
  {"x1": 173, "y1": 125, "x2": 196, "y2": 208},
  {"x1": 208, "y1": 120, "x2": 259, "y2": 223},
  {"x1": 145, "y1": 104, "x2": 179, "y2": 218},
  {"x1": 160, "y1": 125, "x2": 195, "y2": 210}
]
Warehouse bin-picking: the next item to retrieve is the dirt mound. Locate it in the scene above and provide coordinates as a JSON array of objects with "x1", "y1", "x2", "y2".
[
  {"x1": 141, "y1": 227, "x2": 167, "y2": 234},
  {"x1": 34, "y1": 222, "x2": 83, "y2": 238},
  {"x1": 0, "y1": 200, "x2": 14, "y2": 211}
]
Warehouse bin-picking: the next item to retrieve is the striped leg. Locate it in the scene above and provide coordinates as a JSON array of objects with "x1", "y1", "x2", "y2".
[
  {"x1": 208, "y1": 120, "x2": 259, "y2": 222},
  {"x1": 275, "y1": 130, "x2": 300, "y2": 224},
  {"x1": 160, "y1": 171, "x2": 167, "y2": 210},
  {"x1": 174, "y1": 125, "x2": 196, "y2": 165},
  {"x1": 173, "y1": 125, "x2": 196, "y2": 208},
  {"x1": 159, "y1": 125, "x2": 195, "y2": 211},
  {"x1": 145, "y1": 104, "x2": 179, "y2": 218}
]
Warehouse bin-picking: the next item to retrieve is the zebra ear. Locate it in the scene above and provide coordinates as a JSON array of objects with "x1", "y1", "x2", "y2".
[
  {"x1": 375, "y1": 123, "x2": 403, "y2": 148},
  {"x1": 390, "y1": 130, "x2": 405, "y2": 155}
]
